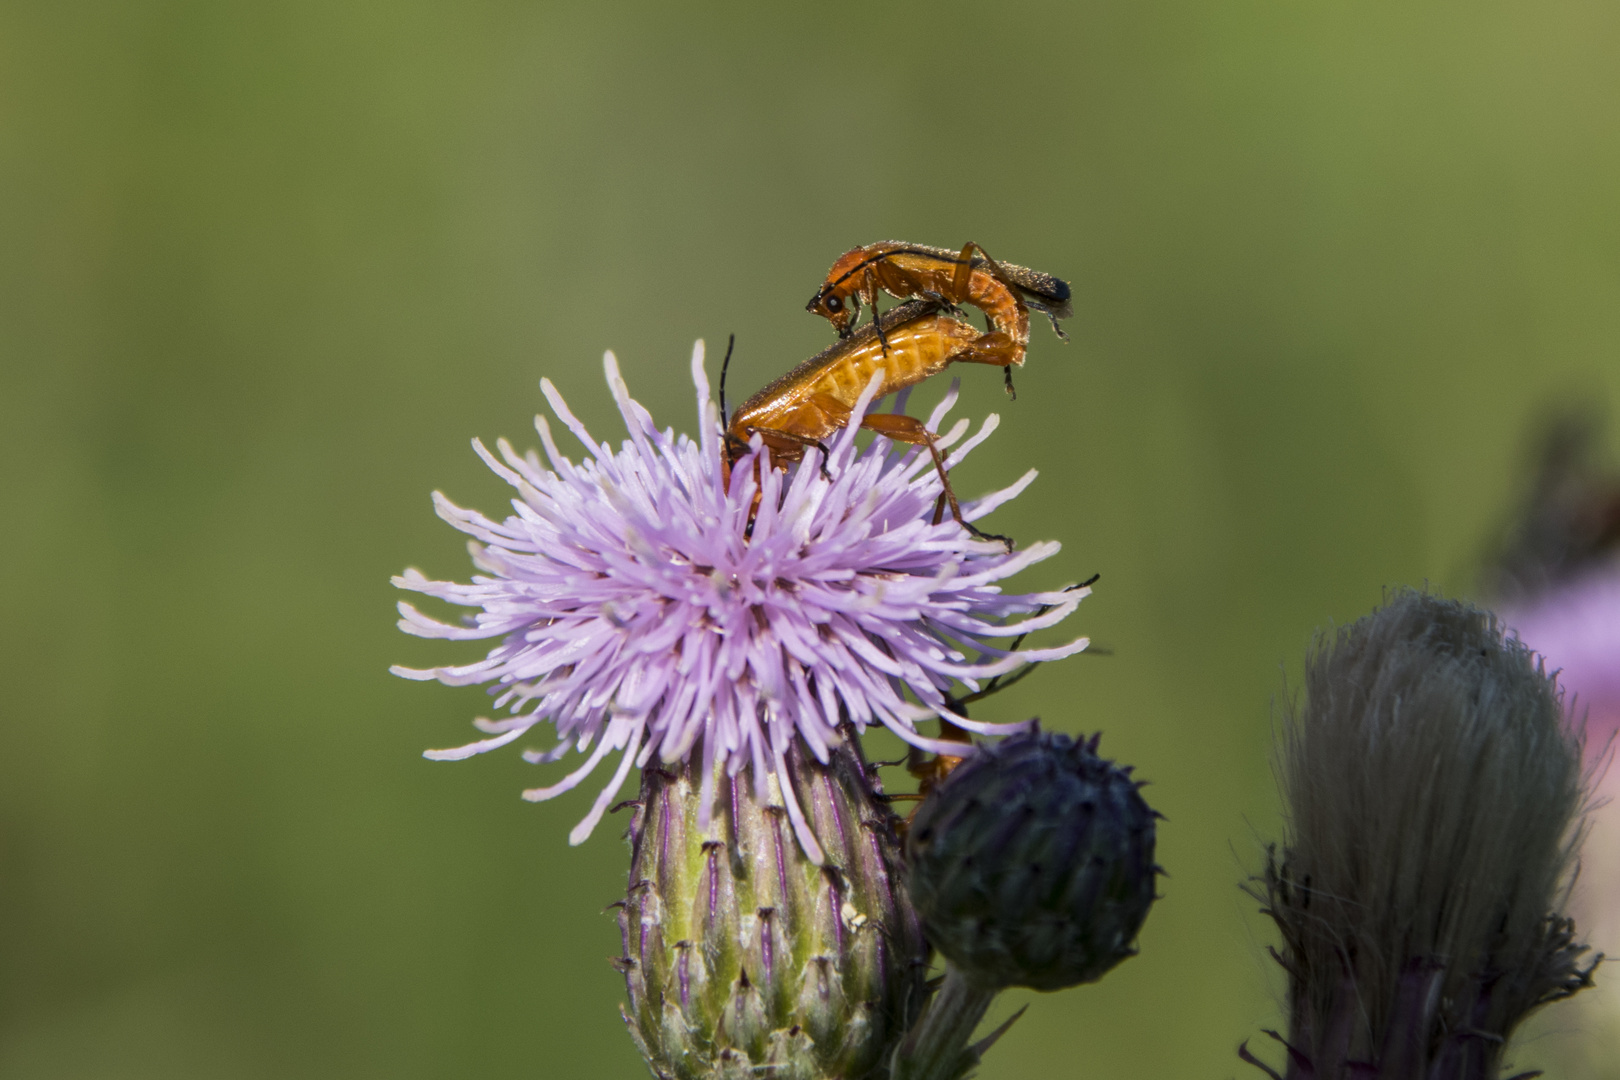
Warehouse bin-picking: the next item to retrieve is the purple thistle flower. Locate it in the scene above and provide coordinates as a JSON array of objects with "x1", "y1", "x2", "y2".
[
  {"x1": 1501, "y1": 559, "x2": 1620, "y2": 743},
  {"x1": 1502, "y1": 559, "x2": 1620, "y2": 1011},
  {"x1": 391, "y1": 343, "x2": 1089, "y2": 861}
]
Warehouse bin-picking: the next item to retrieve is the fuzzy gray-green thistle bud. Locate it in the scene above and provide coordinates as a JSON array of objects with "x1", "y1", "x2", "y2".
[
  {"x1": 905, "y1": 728, "x2": 1160, "y2": 993},
  {"x1": 1246, "y1": 590, "x2": 1598, "y2": 1080},
  {"x1": 616, "y1": 733, "x2": 928, "y2": 1080}
]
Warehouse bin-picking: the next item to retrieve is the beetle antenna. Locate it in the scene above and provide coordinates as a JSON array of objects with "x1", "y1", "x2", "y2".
[{"x1": 718, "y1": 333, "x2": 736, "y2": 428}]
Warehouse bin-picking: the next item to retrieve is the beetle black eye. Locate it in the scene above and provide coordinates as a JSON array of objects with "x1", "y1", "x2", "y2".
[{"x1": 825, "y1": 296, "x2": 843, "y2": 313}]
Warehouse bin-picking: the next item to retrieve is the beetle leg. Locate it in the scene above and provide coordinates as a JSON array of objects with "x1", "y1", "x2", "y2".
[
  {"x1": 739, "y1": 426, "x2": 834, "y2": 480},
  {"x1": 1027, "y1": 302, "x2": 1070, "y2": 341},
  {"x1": 949, "y1": 330, "x2": 1024, "y2": 399},
  {"x1": 942, "y1": 333, "x2": 1026, "y2": 390},
  {"x1": 948, "y1": 240, "x2": 1014, "y2": 303},
  {"x1": 949, "y1": 241, "x2": 977, "y2": 302},
  {"x1": 865, "y1": 267, "x2": 891, "y2": 356},
  {"x1": 857, "y1": 411, "x2": 1015, "y2": 552},
  {"x1": 722, "y1": 430, "x2": 755, "y2": 464},
  {"x1": 957, "y1": 244, "x2": 1032, "y2": 386},
  {"x1": 959, "y1": 241, "x2": 1016, "y2": 289}
]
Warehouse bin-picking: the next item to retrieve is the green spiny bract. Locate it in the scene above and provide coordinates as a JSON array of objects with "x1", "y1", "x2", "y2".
[
  {"x1": 616, "y1": 734, "x2": 928, "y2": 1080},
  {"x1": 905, "y1": 728, "x2": 1160, "y2": 992}
]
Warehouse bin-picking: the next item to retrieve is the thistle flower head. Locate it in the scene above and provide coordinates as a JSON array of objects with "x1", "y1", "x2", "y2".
[
  {"x1": 392, "y1": 344, "x2": 1088, "y2": 858},
  {"x1": 1251, "y1": 590, "x2": 1596, "y2": 1080}
]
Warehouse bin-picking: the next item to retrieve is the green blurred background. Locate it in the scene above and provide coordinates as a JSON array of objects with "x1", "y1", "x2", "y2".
[{"x1": 4, "y1": 2, "x2": 1618, "y2": 1077}]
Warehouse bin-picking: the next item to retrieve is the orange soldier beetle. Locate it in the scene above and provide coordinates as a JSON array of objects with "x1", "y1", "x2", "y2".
[
  {"x1": 719, "y1": 299, "x2": 1015, "y2": 550},
  {"x1": 805, "y1": 241, "x2": 1072, "y2": 398}
]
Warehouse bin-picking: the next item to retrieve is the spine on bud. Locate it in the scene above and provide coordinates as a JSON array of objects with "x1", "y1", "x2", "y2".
[{"x1": 616, "y1": 732, "x2": 928, "y2": 1080}]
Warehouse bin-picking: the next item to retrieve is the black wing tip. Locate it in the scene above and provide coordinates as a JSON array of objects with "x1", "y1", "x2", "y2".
[
  {"x1": 1035, "y1": 277, "x2": 1074, "y2": 320},
  {"x1": 995, "y1": 262, "x2": 1072, "y2": 311}
]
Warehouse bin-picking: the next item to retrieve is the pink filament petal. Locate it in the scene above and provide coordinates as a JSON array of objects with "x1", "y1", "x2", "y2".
[{"x1": 394, "y1": 344, "x2": 1091, "y2": 856}]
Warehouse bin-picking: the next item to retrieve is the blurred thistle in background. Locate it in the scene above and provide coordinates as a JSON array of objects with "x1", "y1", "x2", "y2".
[
  {"x1": 1247, "y1": 591, "x2": 1597, "y2": 1080},
  {"x1": 1486, "y1": 408, "x2": 1620, "y2": 1071}
]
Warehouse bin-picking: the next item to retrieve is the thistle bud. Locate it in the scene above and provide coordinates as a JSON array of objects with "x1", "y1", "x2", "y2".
[
  {"x1": 1247, "y1": 590, "x2": 1598, "y2": 1080},
  {"x1": 904, "y1": 728, "x2": 1160, "y2": 992},
  {"x1": 616, "y1": 734, "x2": 928, "y2": 1080}
]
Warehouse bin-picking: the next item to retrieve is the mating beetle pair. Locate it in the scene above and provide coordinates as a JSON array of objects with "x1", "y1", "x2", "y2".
[{"x1": 720, "y1": 241, "x2": 1072, "y2": 548}]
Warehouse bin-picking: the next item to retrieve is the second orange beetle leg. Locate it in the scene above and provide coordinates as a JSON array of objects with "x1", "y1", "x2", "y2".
[
  {"x1": 858, "y1": 411, "x2": 1013, "y2": 552},
  {"x1": 950, "y1": 241, "x2": 1024, "y2": 397}
]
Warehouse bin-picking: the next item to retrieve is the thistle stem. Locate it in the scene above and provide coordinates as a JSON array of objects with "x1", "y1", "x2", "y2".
[{"x1": 891, "y1": 965, "x2": 1000, "y2": 1080}]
